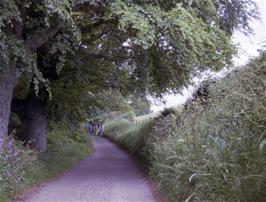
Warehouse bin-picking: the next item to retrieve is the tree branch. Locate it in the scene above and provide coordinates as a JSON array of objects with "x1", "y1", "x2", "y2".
[
  {"x1": 79, "y1": 18, "x2": 117, "y2": 34},
  {"x1": 25, "y1": 24, "x2": 61, "y2": 51}
]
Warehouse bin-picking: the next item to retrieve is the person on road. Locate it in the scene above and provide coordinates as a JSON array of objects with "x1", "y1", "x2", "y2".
[
  {"x1": 93, "y1": 124, "x2": 98, "y2": 136},
  {"x1": 98, "y1": 124, "x2": 104, "y2": 137},
  {"x1": 87, "y1": 121, "x2": 93, "y2": 136}
]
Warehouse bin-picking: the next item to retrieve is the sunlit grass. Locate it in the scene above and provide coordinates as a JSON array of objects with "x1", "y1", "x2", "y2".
[{"x1": 104, "y1": 118, "x2": 154, "y2": 155}]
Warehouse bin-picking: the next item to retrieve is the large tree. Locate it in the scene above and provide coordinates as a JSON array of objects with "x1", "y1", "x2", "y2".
[
  {"x1": 0, "y1": 0, "x2": 258, "y2": 151},
  {"x1": 73, "y1": 0, "x2": 258, "y2": 94},
  {"x1": 0, "y1": 0, "x2": 80, "y2": 150}
]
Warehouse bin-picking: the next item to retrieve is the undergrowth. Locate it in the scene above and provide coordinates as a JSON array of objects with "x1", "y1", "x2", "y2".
[
  {"x1": 104, "y1": 119, "x2": 154, "y2": 155},
  {"x1": 106, "y1": 55, "x2": 266, "y2": 201},
  {"x1": 0, "y1": 123, "x2": 92, "y2": 202}
]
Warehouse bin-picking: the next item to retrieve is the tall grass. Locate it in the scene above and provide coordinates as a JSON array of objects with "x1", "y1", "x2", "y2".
[
  {"x1": 104, "y1": 119, "x2": 154, "y2": 155},
  {"x1": 106, "y1": 55, "x2": 266, "y2": 201},
  {"x1": 147, "y1": 57, "x2": 266, "y2": 201}
]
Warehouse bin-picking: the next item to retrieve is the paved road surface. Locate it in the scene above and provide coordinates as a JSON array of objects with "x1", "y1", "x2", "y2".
[{"x1": 23, "y1": 137, "x2": 156, "y2": 202}]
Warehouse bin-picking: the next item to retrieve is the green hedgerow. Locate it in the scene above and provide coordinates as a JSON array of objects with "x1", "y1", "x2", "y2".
[
  {"x1": 106, "y1": 54, "x2": 266, "y2": 202},
  {"x1": 147, "y1": 56, "x2": 266, "y2": 201}
]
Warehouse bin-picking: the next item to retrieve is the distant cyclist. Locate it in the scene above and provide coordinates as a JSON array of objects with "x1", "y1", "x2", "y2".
[{"x1": 98, "y1": 124, "x2": 104, "y2": 137}]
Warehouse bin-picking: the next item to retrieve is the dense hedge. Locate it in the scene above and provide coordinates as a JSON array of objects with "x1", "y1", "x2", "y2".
[
  {"x1": 146, "y1": 56, "x2": 266, "y2": 201},
  {"x1": 106, "y1": 55, "x2": 266, "y2": 201},
  {"x1": 104, "y1": 118, "x2": 154, "y2": 155}
]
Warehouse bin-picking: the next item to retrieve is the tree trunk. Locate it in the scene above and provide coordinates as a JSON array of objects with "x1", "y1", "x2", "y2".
[
  {"x1": 12, "y1": 94, "x2": 47, "y2": 152},
  {"x1": 0, "y1": 65, "x2": 17, "y2": 150},
  {"x1": 21, "y1": 99, "x2": 47, "y2": 152}
]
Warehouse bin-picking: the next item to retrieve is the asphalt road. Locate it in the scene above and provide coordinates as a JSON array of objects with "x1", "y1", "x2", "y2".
[{"x1": 23, "y1": 137, "x2": 156, "y2": 202}]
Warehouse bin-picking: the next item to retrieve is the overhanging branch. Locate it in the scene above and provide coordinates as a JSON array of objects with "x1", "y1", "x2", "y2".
[{"x1": 25, "y1": 24, "x2": 61, "y2": 51}]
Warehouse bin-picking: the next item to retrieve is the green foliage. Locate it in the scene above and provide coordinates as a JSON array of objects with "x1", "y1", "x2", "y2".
[
  {"x1": 0, "y1": 123, "x2": 91, "y2": 202},
  {"x1": 85, "y1": 90, "x2": 135, "y2": 121},
  {"x1": 70, "y1": 0, "x2": 259, "y2": 97},
  {"x1": 105, "y1": 0, "x2": 240, "y2": 94},
  {"x1": 216, "y1": 0, "x2": 259, "y2": 35},
  {"x1": 146, "y1": 57, "x2": 266, "y2": 201},
  {"x1": 109, "y1": 1, "x2": 158, "y2": 49},
  {"x1": 0, "y1": 136, "x2": 36, "y2": 201},
  {"x1": 48, "y1": 81, "x2": 88, "y2": 126},
  {"x1": 0, "y1": 0, "x2": 262, "y2": 198},
  {"x1": 35, "y1": 123, "x2": 91, "y2": 180},
  {"x1": 0, "y1": 0, "x2": 81, "y2": 94},
  {"x1": 0, "y1": 0, "x2": 259, "y2": 100},
  {"x1": 0, "y1": 0, "x2": 20, "y2": 28},
  {"x1": 105, "y1": 118, "x2": 154, "y2": 155},
  {"x1": 0, "y1": 1, "x2": 260, "y2": 147},
  {"x1": 106, "y1": 54, "x2": 266, "y2": 201},
  {"x1": 129, "y1": 95, "x2": 151, "y2": 116},
  {"x1": 0, "y1": 33, "x2": 36, "y2": 74}
]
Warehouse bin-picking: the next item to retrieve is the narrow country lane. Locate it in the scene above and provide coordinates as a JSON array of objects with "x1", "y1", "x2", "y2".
[{"x1": 22, "y1": 137, "x2": 156, "y2": 202}]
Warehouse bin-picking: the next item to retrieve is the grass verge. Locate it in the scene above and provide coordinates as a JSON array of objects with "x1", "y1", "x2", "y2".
[
  {"x1": 0, "y1": 123, "x2": 92, "y2": 202},
  {"x1": 104, "y1": 118, "x2": 154, "y2": 156}
]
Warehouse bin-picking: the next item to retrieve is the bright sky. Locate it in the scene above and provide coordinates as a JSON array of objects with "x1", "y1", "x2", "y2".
[
  {"x1": 150, "y1": 0, "x2": 266, "y2": 112},
  {"x1": 233, "y1": 0, "x2": 266, "y2": 65}
]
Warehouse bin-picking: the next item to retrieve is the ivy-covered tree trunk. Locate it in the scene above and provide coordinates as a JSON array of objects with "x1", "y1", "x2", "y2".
[
  {"x1": 12, "y1": 93, "x2": 47, "y2": 152},
  {"x1": 0, "y1": 65, "x2": 17, "y2": 150}
]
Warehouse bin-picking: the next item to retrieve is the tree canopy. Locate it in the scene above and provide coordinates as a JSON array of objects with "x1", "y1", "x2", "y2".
[
  {"x1": 0, "y1": 0, "x2": 259, "y2": 151},
  {"x1": 1, "y1": 0, "x2": 258, "y2": 94}
]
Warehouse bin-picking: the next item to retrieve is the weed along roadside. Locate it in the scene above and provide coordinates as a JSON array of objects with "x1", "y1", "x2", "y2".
[
  {"x1": 0, "y1": 123, "x2": 92, "y2": 202},
  {"x1": 105, "y1": 55, "x2": 266, "y2": 202}
]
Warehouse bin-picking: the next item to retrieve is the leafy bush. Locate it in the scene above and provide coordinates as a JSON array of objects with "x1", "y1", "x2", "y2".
[
  {"x1": 0, "y1": 123, "x2": 92, "y2": 202},
  {"x1": 86, "y1": 90, "x2": 135, "y2": 122},
  {"x1": 31, "y1": 123, "x2": 92, "y2": 182},
  {"x1": 0, "y1": 136, "x2": 36, "y2": 201},
  {"x1": 105, "y1": 118, "x2": 154, "y2": 155}
]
